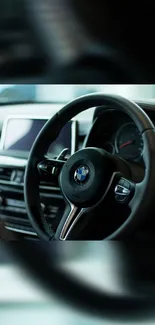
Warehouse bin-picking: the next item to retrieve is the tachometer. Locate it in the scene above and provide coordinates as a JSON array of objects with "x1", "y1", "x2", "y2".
[{"x1": 115, "y1": 123, "x2": 143, "y2": 160}]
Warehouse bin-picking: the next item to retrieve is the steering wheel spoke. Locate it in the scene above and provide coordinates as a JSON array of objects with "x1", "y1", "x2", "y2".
[{"x1": 55, "y1": 203, "x2": 86, "y2": 240}]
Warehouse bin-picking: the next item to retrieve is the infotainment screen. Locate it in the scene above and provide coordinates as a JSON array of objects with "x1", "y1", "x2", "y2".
[{"x1": 0, "y1": 117, "x2": 76, "y2": 158}]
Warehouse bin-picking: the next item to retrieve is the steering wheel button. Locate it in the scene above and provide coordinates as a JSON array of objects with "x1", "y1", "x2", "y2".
[
  {"x1": 119, "y1": 178, "x2": 130, "y2": 189},
  {"x1": 116, "y1": 185, "x2": 124, "y2": 193},
  {"x1": 118, "y1": 179, "x2": 125, "y2": 186},
  {"x1": 123, "y1": 181, "x2": 130, "y2": 189},
  {"x1": 119, "y1": 195, "x2": 128, "y2": 202}
]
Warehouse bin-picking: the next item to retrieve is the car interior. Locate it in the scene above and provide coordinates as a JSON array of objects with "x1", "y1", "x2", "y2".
[
  {"x1": 2, "y1": 85, "x2": 155, "y2": 325},
  {"x1": 1, "y1": 0, "x2": 155, "y2": 83},
  {"x1": 1, "y1": 85, "x2": 155, "y2": 241},
  {"x1": 1, "y1": 2, "x2": 155, "y2": 323}
]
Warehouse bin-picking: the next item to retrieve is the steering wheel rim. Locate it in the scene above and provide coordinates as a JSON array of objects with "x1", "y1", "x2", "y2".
[
  {"x1": 8, "y1": 241, "x2": 155, "y2": 321},
  {"x1": 24, "y1": 94, "x2": 155, "y2": 241}
]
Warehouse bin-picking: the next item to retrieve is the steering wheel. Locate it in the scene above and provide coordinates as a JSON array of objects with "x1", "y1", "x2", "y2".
[{"x1": 24, "y1": 94, "x2": 155, "y2": 241}]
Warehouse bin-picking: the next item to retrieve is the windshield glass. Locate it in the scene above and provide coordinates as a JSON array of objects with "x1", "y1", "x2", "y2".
[{"x1": 1, "y1": 85, "x2": 155, "y2": 104}]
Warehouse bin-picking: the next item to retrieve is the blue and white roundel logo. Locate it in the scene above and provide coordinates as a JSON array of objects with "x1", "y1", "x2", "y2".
[{"x1": 74, "y1": 166, "x2": 89, "y2": 184}]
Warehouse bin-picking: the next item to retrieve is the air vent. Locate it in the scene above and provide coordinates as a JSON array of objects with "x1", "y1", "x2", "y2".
[
  {"x1": 0, "y1": 167, "x2": 25, "y2": 183},
  {"x1": 40, "y1": 180, "x2": 58, "y2": 188},
  {"x1": 0, "y1": 167, "x2": 13, "y2": 181}
]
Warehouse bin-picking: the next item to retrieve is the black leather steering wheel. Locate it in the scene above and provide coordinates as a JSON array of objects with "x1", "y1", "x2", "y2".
[{"x1": 24, "y1": 94, "x2": 155, "y2": 241}]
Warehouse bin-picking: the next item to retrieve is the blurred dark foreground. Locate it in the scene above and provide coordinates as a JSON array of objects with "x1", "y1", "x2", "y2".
[
  {"x1": 1, "y1": 241, "x2": 155, "y2": 323},
  {"x1": 0, "y1": 0, "x2": 155, "y2": 83}
]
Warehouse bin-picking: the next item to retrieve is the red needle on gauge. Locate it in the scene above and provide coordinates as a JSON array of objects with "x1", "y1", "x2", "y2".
[{"x1": 119, "y1": 140, "x2": 133, "y2": 149}]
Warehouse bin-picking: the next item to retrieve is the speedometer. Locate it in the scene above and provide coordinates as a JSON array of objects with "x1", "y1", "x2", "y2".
[{"x1": 115, "y1": 123, "x2": 143, "y2": 160}]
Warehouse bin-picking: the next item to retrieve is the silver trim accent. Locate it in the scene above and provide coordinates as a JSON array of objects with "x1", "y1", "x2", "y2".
[
  {"x1": 60, "y1": 204, "x2": 83, "y2": 240},
  {"x1": 40, "y1": 185, "x2": 60, "y2": 191},
  {"x1": 71, "y1": 119, "x2": 77, "y2": 155},
  {"x1": 5, "y1": 226, "x2": 37, "y2": 237},
  {"x1": 115, "y1": 185, "x2": 130, "y2": 196}
]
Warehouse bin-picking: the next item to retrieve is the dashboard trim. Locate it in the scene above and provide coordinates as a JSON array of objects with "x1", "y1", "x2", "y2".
[
  {"x1": 5, "y1": 225, "x2": 37, "y2": 237},
  {"x1": 0, "y1": 179, "x2": 61, "y2": 192},
  {"x1": 0, "y1": 156, "x2": 27, "y2": 167}
]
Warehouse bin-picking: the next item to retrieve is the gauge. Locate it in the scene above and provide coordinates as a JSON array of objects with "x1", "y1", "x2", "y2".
[{"x1": 115, "y1": 123, "x2": 143, "y2": 160}]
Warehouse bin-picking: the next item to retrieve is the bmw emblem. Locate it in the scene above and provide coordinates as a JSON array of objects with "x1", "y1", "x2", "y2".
[{"x1": 74, "y1": 165, "x2": 89, "y2": 184}]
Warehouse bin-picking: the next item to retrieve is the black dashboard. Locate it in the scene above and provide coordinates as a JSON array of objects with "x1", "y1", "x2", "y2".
[{"x1": 0, "y1": 101, "x2": 155, "y2": 239}]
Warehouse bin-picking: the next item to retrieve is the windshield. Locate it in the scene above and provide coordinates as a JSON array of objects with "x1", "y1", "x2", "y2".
[{"x1": 1, "y1": 85, "x2": 155, "y2": 104}]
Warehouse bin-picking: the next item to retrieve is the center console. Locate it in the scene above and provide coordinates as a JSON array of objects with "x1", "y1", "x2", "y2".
[{"x1": 0, "y1": 116, "x2": 77, "y2": 238}]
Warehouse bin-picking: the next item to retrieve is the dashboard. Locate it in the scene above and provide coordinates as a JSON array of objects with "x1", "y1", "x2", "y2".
[{"x1": 0, "y1": 101, "x2": 155, "y2": 239}]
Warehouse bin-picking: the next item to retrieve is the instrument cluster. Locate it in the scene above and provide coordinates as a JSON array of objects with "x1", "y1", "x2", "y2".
[
  {"x1": 84, "y1": 109, "x2": 146, "y2": 163},
  {"x1": 104, "y1": 122, "x2": 143, "y2": 161}
]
